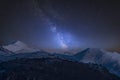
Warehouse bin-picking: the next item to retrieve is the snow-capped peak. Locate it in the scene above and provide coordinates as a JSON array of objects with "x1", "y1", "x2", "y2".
[
  {"x1": 73, "y1": 48, "x2": 120, "y2": 77},
  {"x1": 2, "y1": 41, "x2": 40, "y2": 53}
]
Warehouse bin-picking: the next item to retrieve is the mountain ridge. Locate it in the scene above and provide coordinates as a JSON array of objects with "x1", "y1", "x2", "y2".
[
  {"x1": 0, "y1": 58, "x2": 119, "y2": 80},
  {"x1": 0, "y1": 41, "x2": 120, "y2": 77}
]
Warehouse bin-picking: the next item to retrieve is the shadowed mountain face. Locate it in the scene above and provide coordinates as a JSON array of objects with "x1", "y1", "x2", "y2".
[{"x1": 0, "y1": 58, "x2": 119, "y2": 80}]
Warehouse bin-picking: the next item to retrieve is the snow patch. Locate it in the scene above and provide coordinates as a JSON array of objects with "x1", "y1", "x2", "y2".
[{"x1": 2, "y1": 41, "x2": 40, "y2": 53}]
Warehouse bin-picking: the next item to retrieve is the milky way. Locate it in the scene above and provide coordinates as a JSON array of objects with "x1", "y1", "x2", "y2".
[
  {"x1": 51, "y1": 26, "x2": 68, "y2": 49},
  {"x1": 32, "y1": 0, "x2": 78, "y2": 50},
  {"x1": 0, "y1": 0, "x2": 120, "y2": 50}
]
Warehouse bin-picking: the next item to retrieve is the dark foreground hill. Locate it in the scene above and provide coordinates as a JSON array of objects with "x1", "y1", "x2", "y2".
[{"x1": 0, "y1": 58, "x2": 119, "y2": 80}]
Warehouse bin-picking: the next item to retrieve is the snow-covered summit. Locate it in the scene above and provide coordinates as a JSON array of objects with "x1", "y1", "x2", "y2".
[
  {"x1": 73, "y1": 48, "x2": 120, "y2": 77},
  {"x1": 2, "y1": 41, "x2": 40, "y2": 53}
]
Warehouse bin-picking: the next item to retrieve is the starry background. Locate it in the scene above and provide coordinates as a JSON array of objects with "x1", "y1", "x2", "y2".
[{"x1": 0, "y1": 0, "x2": 120, "y2": 50}]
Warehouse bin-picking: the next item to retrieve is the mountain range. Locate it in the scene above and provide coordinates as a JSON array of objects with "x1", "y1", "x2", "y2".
[{"x1": 0, "y1": 41, "x2": 120, "y2": 78}]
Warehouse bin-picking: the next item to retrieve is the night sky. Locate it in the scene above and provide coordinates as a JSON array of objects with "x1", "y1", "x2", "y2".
[{"x1": 0, "y1": 0, "x2": 120, "y2": 50}]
